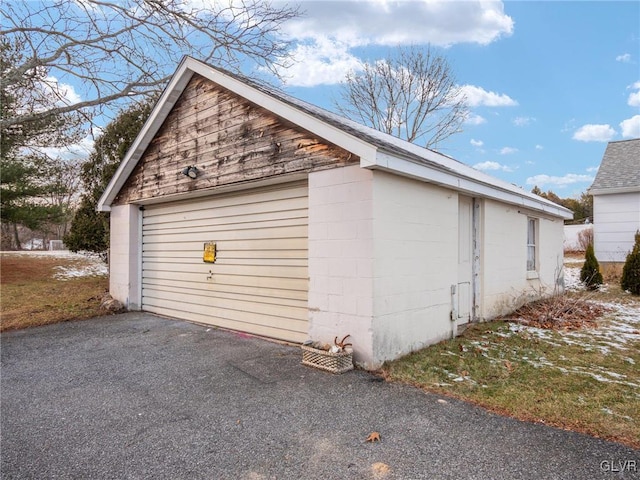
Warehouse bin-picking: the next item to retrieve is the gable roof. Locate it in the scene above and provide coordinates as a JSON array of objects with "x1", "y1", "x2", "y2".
[
  {"x1": 98, "y1": 56, "x2": 572, "y2": 219},
  {"x1": 589, "y1": 138, "x2": 640, "y2": 195}
]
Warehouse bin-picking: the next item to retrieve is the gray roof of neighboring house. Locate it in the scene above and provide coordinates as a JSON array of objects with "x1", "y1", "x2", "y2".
[{"x1": 589, "y1": 138, "x2": 640, "y2": 193}]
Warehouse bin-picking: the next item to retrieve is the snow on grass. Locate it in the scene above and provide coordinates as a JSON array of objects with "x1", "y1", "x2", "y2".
[
  {"x1": 2, "y1": 250, "x2": 108, "y2": 279},
  {"x1": 53, "y1": 261, "x2": 108, "y2": 280},
  {"x1": 564, "y1": 266, "x2": 583, "y2": 291},
  {"x1": 479, "y1": 286, "x2": 640, "y2": 392}
]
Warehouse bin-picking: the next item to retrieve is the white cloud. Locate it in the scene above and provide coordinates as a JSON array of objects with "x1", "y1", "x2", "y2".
[
  {"x1": 616, "y1": 53, "x2": 632, "y2": 63},
  {"x1": 535, "y1": 144, "x2": 543, "y2": 150},
  {"x1": 572, "y1": 124, "x2": 616, "y2": 142},
  {"x1": 39, "y1": 133, "x2": 94, "y2": 162},
  {"x1": 464, "y1": 113, "x2": 487, "y2": 125},
  {"x1": 470, "y1": 138, "x2": 484, "y2": 147},
  {"x1": 513, "y1": 116, "x2": 535, "y2": 127},
  {"x1": 459, "y1": 85, "x2": 518, "y2": 107},
  {"x1": 281, "y1": 1, "x2": 514, "y2": 48},
  {"x1": 277, "y1": 2, "x2": 514, "y2": 86},
  {"x1": 281, "y1": 39, "x2": 362, "y2": 87},
  {"x1": 628, "y1": 81, "x2": 640, "y2": 107},
  {"x1": 586, "y1": 166, "x2": 599, "y2": 173},
  {"x1": 499, "y1": 146, "x2": 518, "y2": 155},
  {"x1": 526, "y1": 173, "x2": 594, "y2": 187},
  {"x1": 43, "y1": 76, "x2": 82, "y2": 107},
  {"x1": 473, "y1": 160, "x2": 513, "y2": 172},
  {"x1": 620, "y1": 115, "x2": 640, "y2": 138}
]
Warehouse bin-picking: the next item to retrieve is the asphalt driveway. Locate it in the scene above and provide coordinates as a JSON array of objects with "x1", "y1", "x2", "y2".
[{"x1": 1, "y1": 313, "x2": 638, "y2": 479}]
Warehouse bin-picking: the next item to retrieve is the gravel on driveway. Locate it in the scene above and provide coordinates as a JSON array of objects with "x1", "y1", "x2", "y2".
[{"x1": 1, "y1": 313, "x2": 638, "y2": 479}]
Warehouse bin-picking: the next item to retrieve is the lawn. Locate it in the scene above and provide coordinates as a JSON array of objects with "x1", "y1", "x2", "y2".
[
  {"x1": 2, "y1": 251, "x2": 638, "y2": 448},
  {"x1": 382, "y1": 259, "x2": 640, "y2": 449},
  {"x1": 0, "y1": 251, "x2": 109, "y2": 331}
]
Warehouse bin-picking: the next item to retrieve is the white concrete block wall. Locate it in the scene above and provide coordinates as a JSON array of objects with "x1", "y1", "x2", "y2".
[
  {"x1": 481, "y1": 199, "x2": 563, "y2": 319},
  {"x1": 307, "y1": 165, "x2": 376, "y2": 366},
  {"x1": 371, "y1": 172, "x2": 458, "y2": 366},
  {"x1": 593, "y1": 192, "x2": 640, "y2": 262},
  {"x1": 109, "y1": 204, "x2": 141, "y2": 310}
]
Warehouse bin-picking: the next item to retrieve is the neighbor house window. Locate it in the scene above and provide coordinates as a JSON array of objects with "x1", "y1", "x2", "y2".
[{"x1": 527, "y1": 217, "x2": 537, "y2": 271}]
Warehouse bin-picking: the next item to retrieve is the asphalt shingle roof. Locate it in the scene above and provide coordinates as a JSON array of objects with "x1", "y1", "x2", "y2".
[{"x1": 590, "y1": 138, "x2": 640, "y2": 192}]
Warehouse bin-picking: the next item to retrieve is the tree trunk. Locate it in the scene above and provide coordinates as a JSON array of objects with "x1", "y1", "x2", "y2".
[{"x1": 12, "y1": 223, "x2": 21, "y2": 250}]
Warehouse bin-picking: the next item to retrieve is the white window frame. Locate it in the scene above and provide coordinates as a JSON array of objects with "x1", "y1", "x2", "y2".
[{"x1": 527, "y1": 217, "x2": 538, "y2": 273}]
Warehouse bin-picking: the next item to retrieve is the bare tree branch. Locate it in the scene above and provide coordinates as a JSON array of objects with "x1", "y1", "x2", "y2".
[
  {"x1": 0, "y1": 0, "x2": 299, "y2": 129},
  {"x1": 335, "y1": 45, "x2": 468, "y2": 150}
]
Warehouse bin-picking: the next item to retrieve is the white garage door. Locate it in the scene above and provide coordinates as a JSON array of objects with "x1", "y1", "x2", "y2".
[{"x1": 141, "y1": 181, "x2": 308, "y2": 342}]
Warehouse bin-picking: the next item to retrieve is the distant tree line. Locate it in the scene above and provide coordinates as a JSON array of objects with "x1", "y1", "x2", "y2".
[
  {"x1": 531, "y1": 186, "x2": 592, "y2": 224},
  {"x1": 64, "y1": 100, "x2": 154, "y2": 253}
]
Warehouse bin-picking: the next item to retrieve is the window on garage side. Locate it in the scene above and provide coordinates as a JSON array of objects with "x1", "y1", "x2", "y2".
[{"x1": 527, "y1": 217, "x2": 538, "y2": 272}]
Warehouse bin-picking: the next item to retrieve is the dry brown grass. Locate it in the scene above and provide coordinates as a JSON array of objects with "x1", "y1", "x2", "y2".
[
  {"x1": 383, "y1": 282, "x2": 640, "y2": 449},
  {"x1": 1, "y1": 253, "x2": 108, "y2": 331}
]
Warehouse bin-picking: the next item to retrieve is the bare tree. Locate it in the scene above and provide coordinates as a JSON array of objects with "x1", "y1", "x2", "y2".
[
  {"x1": 335, "y1": 46, "x2": 468, "y2": 150},
  {"x1": 0, "y1": 0, "x2": 299, "y2": 130}
]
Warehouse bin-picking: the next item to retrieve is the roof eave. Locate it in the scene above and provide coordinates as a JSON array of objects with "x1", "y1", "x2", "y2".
[
  {"x1": 588, "y1": 185, "x2": 640, "y2": 196},
  {"x1": 368, "y1": 151, "x2": 574, "y2": 220}
]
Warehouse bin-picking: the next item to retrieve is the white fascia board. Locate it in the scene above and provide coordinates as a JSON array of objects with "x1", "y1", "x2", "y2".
[
  {"x1": 588, "y1": 186, "x2": 640, "y2": 196},
  {"x1": 369, "y1": 151, "x2": 574, "y2": 220},
  {"x1": 98, "y1": 57, "x2": 377, "y2": 211}
]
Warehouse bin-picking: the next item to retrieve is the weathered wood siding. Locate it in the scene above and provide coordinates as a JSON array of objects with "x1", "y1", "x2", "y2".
[{"x1": 114, "y1": 74, "x2": 358, "y2": 205}]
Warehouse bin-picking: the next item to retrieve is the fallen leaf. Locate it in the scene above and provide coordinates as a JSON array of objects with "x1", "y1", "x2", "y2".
[
  {"x1": 505, "y1": 360, "x2": 513, "y2": 372},
  {"x1": 365, "y1": 431, "x2": 381, "y2": 442}
]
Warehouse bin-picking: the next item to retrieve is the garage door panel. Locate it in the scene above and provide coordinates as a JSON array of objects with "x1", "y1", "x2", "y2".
[
  {"x1": 143, "y1": 262, "x2": 307, "y2": 279},
  {"x1": 143, "y1": 257, "x2": 307, "y2": 268},
  {"x1": 142, "y1": 238, "x2": 306, "y2": 252},
  {"x1": 141, "y1": 182, "x2": 309, "y2": 342},
  {"x1": 142, "y1": 288, "x2": 308, "y2": 321},
  {"x1": 143, "y1": 270, "x2": 307, "y2": 291},
  {"x1": 143, "y1": 281, "x2": 308, "y2": 305},
  {"x1": 143, "y1": 224, "x2": 307, "y2": 244},
  {"x1": 145, "y1": 215, "x2": 307, "y2": 235},
  {"x1": 142, "y1": 249, "x2": 307, "y2": 261},
  {"x1": 143, "y1": 185, "x2": 307, "y2": 216},
  {"x1": 143, "y1": 304, "x2": 308, "y2": 343},
  {"x1": 142, "y1": 278, "x2": 308, "y2": 302},
  {"x1": 142, "y1": 297, "x2": 308, "y2": 335},
  {"x1": 144, "y1": 197, "x2": 307, "y2": 228}
]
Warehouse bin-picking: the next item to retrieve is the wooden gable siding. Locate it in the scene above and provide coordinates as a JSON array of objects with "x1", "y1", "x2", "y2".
[{"x1": 114, "y1": 74, "x2": 359, "y2": 205}]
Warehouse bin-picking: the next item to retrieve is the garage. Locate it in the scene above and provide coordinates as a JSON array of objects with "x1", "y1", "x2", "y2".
[
  {"x1": 99, "y1": 57, "x2": 572, "y2": 368},
  {"x1": 141, "y1": 182, "x2": 309, "y2": 342}
]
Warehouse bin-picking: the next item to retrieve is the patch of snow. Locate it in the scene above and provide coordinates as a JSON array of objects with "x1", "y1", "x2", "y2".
[
  {"x1": 53, "y1": 262, "x2": 108, "y2": 280},
  {"x1": 563, "y1": 266, "x2": 583, "y2": 291},
  {"x1": 2, "y1": 250, "x2": 108, "y2": 279}
]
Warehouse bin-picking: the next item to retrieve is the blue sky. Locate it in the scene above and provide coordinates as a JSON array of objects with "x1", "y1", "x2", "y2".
[
  {"x1": 31, "y1": 1, "x2": 639, "y2": 198},
  {"x1": 271, "y1": 1, "x2": 640, "y2": 197}
]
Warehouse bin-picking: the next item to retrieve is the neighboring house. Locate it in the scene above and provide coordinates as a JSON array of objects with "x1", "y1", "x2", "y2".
[
  {"x1": 98, "y1": 57, "x2": 572, "y2": 369},
  {"x1": 588, "y1": 138, "x2": 640, "y2": 263}
]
